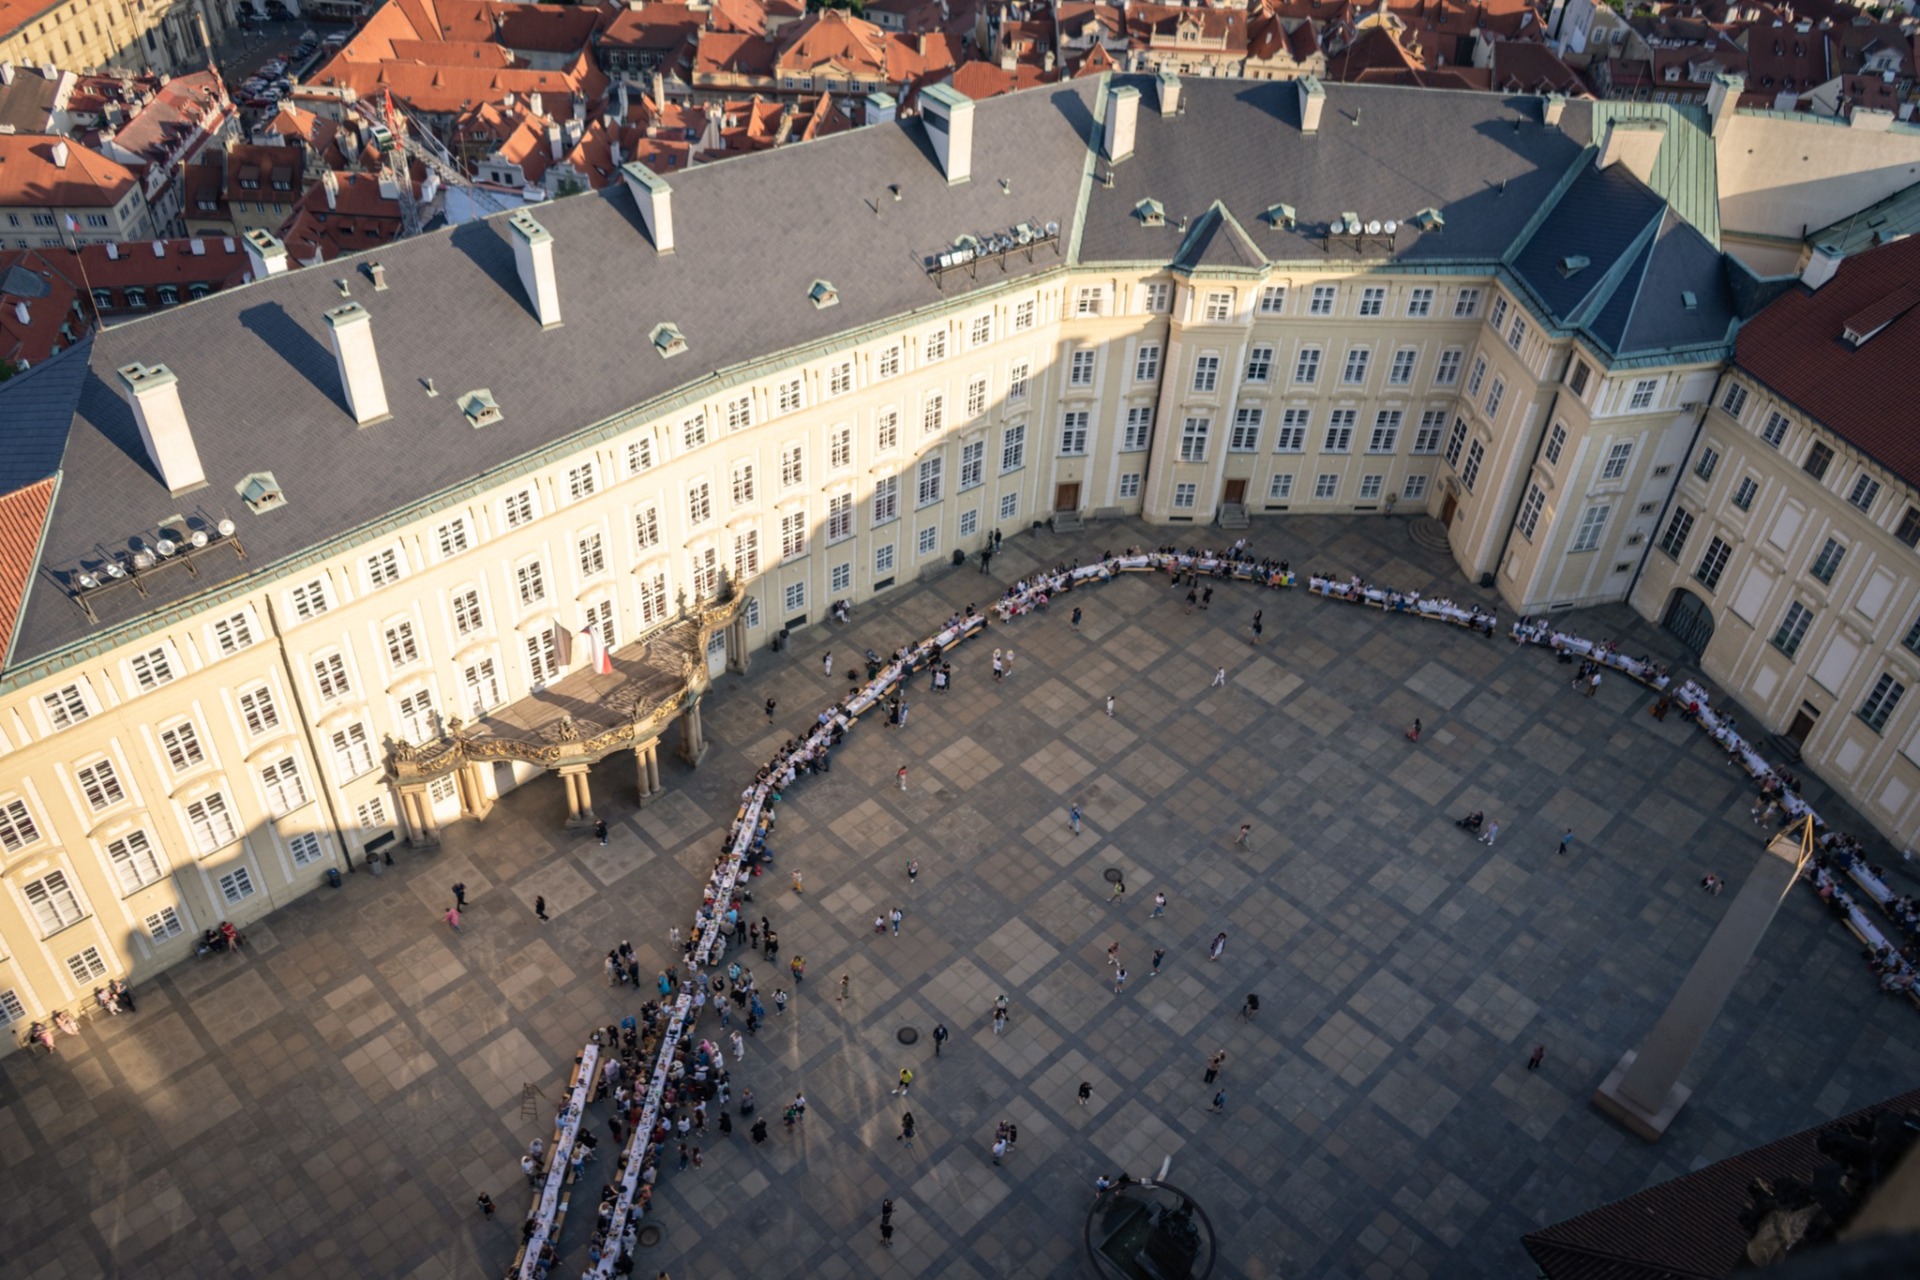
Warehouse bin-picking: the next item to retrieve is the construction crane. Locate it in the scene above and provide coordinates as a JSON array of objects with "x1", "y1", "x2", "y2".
[{"x1": 352, "y1": 92, "x2": 511, "y2": 235}]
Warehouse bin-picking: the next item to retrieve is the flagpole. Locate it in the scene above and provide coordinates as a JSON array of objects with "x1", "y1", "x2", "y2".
[{"x1": 62, "y1": 218, "x2": 105, "y2": 338}]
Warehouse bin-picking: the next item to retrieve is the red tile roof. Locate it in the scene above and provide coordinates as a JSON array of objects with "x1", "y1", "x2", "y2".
[
  {"x1": 0, "y1": 476, "x2": 55, "y2": 665},
  {"x1": 0, "y1": 134, "x2": 140, "y2": 209},
  {"x1": 1736, "y1": 236, "x2": 1920, "y2": 490},
  {"x1": 0, "y1": 251, "x2": 83, "y2": 366}
]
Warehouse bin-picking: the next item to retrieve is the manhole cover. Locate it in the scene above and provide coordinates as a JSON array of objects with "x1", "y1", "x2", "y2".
[
  {"x1": 637, "y1": 1223, "x2": 665, "y2": 1248},
  {"x1": 1103, "y1": 868, "x2": 1124, "y2": 883},
  {"x1": 897, "y1": 1026, "x2": 919, "y2": 1044}
]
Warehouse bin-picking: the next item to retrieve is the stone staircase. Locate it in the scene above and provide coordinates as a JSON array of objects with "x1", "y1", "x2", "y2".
[
  {"x1": 1217, "y1": 503, "x2": 1250, "y2": 529},
  {"x1": 1407, "y1": 516, "x2": 1452, "y2": 554},
  {"x1": 1050, "y1": 509, "x2": 1084, "y2": 533}
]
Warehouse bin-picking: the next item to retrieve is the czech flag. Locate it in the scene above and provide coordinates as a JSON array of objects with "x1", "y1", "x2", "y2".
[{"x1": 580, "y1": 627, "x2": 614, "y2": 676}]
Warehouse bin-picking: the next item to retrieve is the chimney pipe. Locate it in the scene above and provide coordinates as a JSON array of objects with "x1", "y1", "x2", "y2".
[
  {"x1": 50, "y1": 139, "x2": 69, "y2": 167},
  {"x1": 917, "y1": 83, "x2": 973, "y2": 185},
  {"x1": 1156, "y1": 69, "x2": 1180, "y2": 116},
  {"x1": 620, "y1": 160, "x2": 675, "y2": 254},
  {"x1": 1706, "y1": 72, "x2": 1744, "y2": 136},
  {"x1": 1103, "y1": 84, "x2": 1139, "y2": 163},
  {"x1": 117, "y1": 362, "x2": 207, "y2": 494},
  {"x1": 323, "y1": 302, "x2": 391, "y2": 425},
  {"x1": 243, "y1": 228, "x2": 288, "y2": 278},
  {"x1": 1543, "y1": 93, "x2": 1566, "y2": 126},
  {"x1": 1298, "y1": 75, "x2": 1326, "y2": 135},
  {"x1": 509, "y1": 210, "x2": 561, "y2": 328},
  {"x1": 1801, "y1": 243, "x2": 1843, "y2": 290}
]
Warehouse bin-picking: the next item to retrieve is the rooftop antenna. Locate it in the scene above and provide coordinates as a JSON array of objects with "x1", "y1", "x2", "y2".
[{"x1": 1352, "y1": 107, "x2": 1361, "y2": 126}]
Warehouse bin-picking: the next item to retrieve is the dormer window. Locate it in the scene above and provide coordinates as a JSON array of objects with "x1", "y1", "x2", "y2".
[
  {"x1": 238, "y1": 471, "x2": 286, "y2": 513},
  {"x1": 651, "y1": 322, "x2": 687, "y2": 358},
  {"x1": 1558, "y1": 255, "x2": 1589, "y2": 277},
  {"x1": 1410, "y1": 207, "x2": 1444, "y2": 232},
  {"x1": 125, "y1": 286, "x2": 148, "y2": 308},
  {"x1": 1134, "y1": 198, "x2": 1165, "y2": 227},
  {"x1": 459, "y1": 388, "x2": 503, "y2": 428},
  {"x1": 1263, "y1": 202, "x2": 1296, "y2": 230},
  {"x1": 808, "y1": 279, "x2": 839, "y2": 310}
]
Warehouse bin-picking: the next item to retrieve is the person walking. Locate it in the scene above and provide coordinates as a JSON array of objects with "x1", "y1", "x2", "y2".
[
  {"x1": 1528, "y1": 1044, "x2": 1546, "y2": 1070},
  {"x1": 890, "y1": 907, "x2": 904, "y2": 936},
  {"x1": 980, "y1": 546, "x2": 992, "y2": 575},
  {"x1": 881, "y1": 1199, "x2": 895, "y2": 1247},
  {"x1": 1234, "y1": 823, "x2": 1252, "y2": 848},
  {"x1": 992, "y1": 649, "x2": 1004, "y2": 681},
  {"x1": 897, "y1": 765, "x2": 909, "y2": 792},
  {"x1": 1211, "y1": 666, "x2": 1227, "y2": 688},
  {"x1": 1106, "y1": 942, "x2": 1121, "y2": 967},
  {"x1": 451, "y1": 882, "x2": 467, "y2": 908},
  {"x1": 991, "y1": 1136, "x2": 1008, "y2": 1165},
  {"x1": 476, "y1": 1193, "x2": 495, "y2": 1220},
  {"x1": 1004, "y1": 649, "x2": 1015, "y2": 678},
  {"x1": 1210, "y1": 1089, "x2": 1227, "y2": 1115},
  {"x1": 1557, "y1": 827, "x2": 1574, "y2": 856},
  {"x1": 933, "y1": 1023, "x2": 949, "y2": 1057},
  {"x1": 1069, "y1": 803, "x2": 1082, "y2": 834},
  {"x1": 1208, "y1": 932, "x2": 1227, "y2": 962},
  {"x1": 1105, "y1": 694, "x2": 1115, "y2": 718},
  {"x1": 1109, "y1": 878, "x2": 1126, "y2": 905},
  {"x1": 1405, "y1": 718, "x2": 1422, "y2": 743},
  {"x1": 765, "y1": 697, "x2": 778, "y2": 724},
  {"x1": 823, "y1": 651, "x2": 833, "y2": 678},
  {"x1": 1071, "y1": 606, "x2": 1083, "y2": 633},
  {"x1": 1152, "y1": 892, "x2": 1166, "y2": 918},
  {"x1": 1204, "y1": 1050, "x2": 1226, "y2": 1084},
  {"x1": 992, "y1": 1007, "x2": 1008, "y2": 1035},
  {"x1": 1150, "y1": 947, "x2": 1165, "y2": 977},
  {"x1": 1201, "y1": 586, "x2": 1214, "y2": 611},
  {"x1": 533, "y1": 895, "x2": 549, "y2": 922},
  {"x1": 1250, "y1": 610, "x2": 1264, "y2": 645},
  {"x1": 1113, "y1": 967, "x2": 1128, "y2": 993},
  {"x1": 445, "y1": 905, "x2": 462, "y2": 932},
  {"x1": 1479, "y1": 820, "x2": 1500, "y2": 847},
  {"x1": 838, "y1": 973, "x2": 850, "y2": 1002},
  {"x1": 892, "y1": 1068, "x2": 913, "y2": 1096},
  {"x1": 1586, "y1": 670, "x2": 1602, "y2": 699},
  {"x1": 595, "y1": 819, "x2": 608, "y2": 846},
  {"x1": 907, "y1": 859, "x2": 920, "y2": 884},
  {"x1": 792, "y1": 869, "x2": 805, "y2": 894},
  {"x1": 1077, "y1": 1081, "x2": 1093, "y2": 1107},
  {"x1": 1239, "y1": 993, "x2": 1260, "y2": 1020},
  {"x1": 897, "y1": 1112, "x2": 915, "y2": 1148}
]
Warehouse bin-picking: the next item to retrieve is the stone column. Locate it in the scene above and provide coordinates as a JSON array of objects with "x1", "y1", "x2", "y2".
[
  {"x1": 456, "y1": 760, "x2": 494, "y2": 822},
  {"x1": 399, "y1": 783, "x2": 440, "y2": 848},
  {"x1": 558, "y1": 765, "x2": 596, "y2": 828},
  {"x1": 726, "y1": 615, "x2": 751, "y2": 675},
  {"x1": 1592, "y1": 820, "x2": 1812, "y2": 1141},
  {"x1": 678, "y1": 699, "x2": 707, "y2": 766},
  {"x1": 635, "y1": 739, "x2": 663, "y2": 806}
]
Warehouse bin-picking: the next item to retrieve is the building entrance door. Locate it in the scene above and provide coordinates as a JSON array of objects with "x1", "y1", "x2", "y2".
[
  {"x1": 1054, "y1": 482, "x2": 1080, "y2": 512},
  {"x1": 1223, "y1": 479, "x2": 1247, "y2": 505},
  {"x1": 1662, "y1": 588, "x2": 1715, "y2": 656},
  {"x1": 1440, "y1": 494, "x2": 1457, "y2": 525}
]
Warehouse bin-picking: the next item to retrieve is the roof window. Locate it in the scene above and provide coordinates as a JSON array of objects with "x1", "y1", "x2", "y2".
[
  {"x1": 651, "y1": 322, "x2": 687, "y2": 358},
  {"x1": 459, "y1": 389, "x2": 503, "y2": 428}
]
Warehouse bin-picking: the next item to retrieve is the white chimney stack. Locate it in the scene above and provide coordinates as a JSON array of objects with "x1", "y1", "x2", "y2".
[
  {"x1": 620, "y1": 161, "x2": 674, "y2": 254},
  {"x1": 1156, "y1": 69, "x2": 1180, "y2": 116},
  {"x1": 1706, "y1": 73, "x2": 1743, "y2": 137},
  {"x1": 1298, "y1": 75, "x2": 1326, "y2": 135},
  {"x1": 1543, "y1": 93, "x2": 1567, "y2": 127},
  {"x1": 1104, "y1": 84, "x2": 1138, "y2": 163},
  {"x1": 243, "y1": 228, "x2": 288, "y2": 279},
  {"x1": 13, "y1": 301, "x2": 29, "y2": 325},
  {"x1": 323, "y1": 302, "x2": 391, "y2": 425},
  {"x1": 918, "y1": 83, "x2": 973, "y2": 185},
  {"x1": 1801, "y1": 243, "x2": 1843, "y2": 291},
  {"x1": 1596, "y1": 118, "x2": 1666, "y2": 187},
  {"x1": 117, "y1": 362, "x2": 207, "y2": 494},
  {"x1": 509, "y1": 210, "x2": 561, "y2": 329},
  {"x1": 50, "y1": 139, "x2": 69, "y2": 167}
]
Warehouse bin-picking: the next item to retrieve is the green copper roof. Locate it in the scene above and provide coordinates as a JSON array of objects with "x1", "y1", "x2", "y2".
[
  {"x1": 1586, "y1": 101, "x2": 1720, "y2": 248},
  {"x1": 1809, "y1": 177, "x2": 1920, "y2": 256}
]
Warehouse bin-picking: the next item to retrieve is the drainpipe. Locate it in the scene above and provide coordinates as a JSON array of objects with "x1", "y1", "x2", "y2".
[
  {"x1": 1490, "y1": 385, "x2": 1562, "y2": 604},
  {"x1": 1625, "y1": 365, "x2": 1728, "y2": 610},
  {"x1": 262, "y1": 594, "x2": 358, "y2": 873}
]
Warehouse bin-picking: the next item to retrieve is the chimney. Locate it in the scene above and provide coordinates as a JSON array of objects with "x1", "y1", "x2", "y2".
[
  {"x1": 530, "y1": 90, "x2": 544, "y2": 119},
  {"x1": 1104, "y1": 84, "x2": 1139, "y2": 163},
  {"x1": 1156, "y1": 69, "x2": 1180, "y2": 116},
  {"x1": 244, "y1": 228, "x2": 288, "y2": 278},
  {"x1": 864, "y1": 91, "x2": 896, "y2": 126},
  {"x1": 509, "y1": 210, "x2": 561, "y2": 328},
  {"x1": 1543, "y1": 93, "x2": 1566, "y2": 127},
  {"x1": 322, "y1": 168, "x2": 339, "y2": 209},
  {"x1": 620, "y1": 160, "x2": 674, "y2": 253},
  {"x1": 918, "y1": 83, "x2": 973, "y2": 185},
  {"x1": 323, "y1": 302, "x2": 391, "y2": 425},
  {"x1": 13, "y1": 301, "x2": 28, "y2": 325},
  {"x1": 1596, "y1": 118, "x2": 1665, "y2": 186},
  {"x1": 106, "y1": 242, "x2": 119, "y2": 260},
  {"x1": 51, "y1": 139, "x2": 69, "y2": 167},
  {"x1": 1298, "y1": 75, "x2": 1326, "y2": 134},
  {"x1": 547, "y1": 121, "x2": 564, "y2": 163},
  {"x1": 117, "y1": 362, "x2": 207, "y2": 494},
  {"x1": 1801, "y1": 243, "x2": 1843, "y2": 290},
  {"x1": 1706, "y1": 72, "x2": 1743, "y2": 136},
  {"x1": 0, "y1": 63, "x2": 13, "y2": 86},
  {"x1": 649, "y1": 70, "x2": 664, "y2": 107}
]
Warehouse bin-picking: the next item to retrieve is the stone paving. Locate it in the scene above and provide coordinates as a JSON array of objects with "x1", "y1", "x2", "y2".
[{"x1": 7, "y1": 515, "x2": 1920, "y2": 1280}]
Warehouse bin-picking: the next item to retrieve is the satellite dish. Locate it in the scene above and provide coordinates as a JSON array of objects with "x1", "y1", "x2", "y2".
[
  {"x1": 1365, "y1": 220, "x2": 1382, "y2": 235},
  {"x1": 1016, "y1": 224, "x2": 1033, "y2": 244},
  {"x1": 1383, "y1": 219, "x2": 1398, "y2": 235},
  {"x1": 77, "y1": 573, "x2": 99, "y2": 590},
  {"x1": 217, "y1": 518, "x2": 236, "y2": 537},
  {"x1": 156, "y1": 538, "x2": 177, "y2": 556},
  {"x1": 1045, "y1": 220, "x2": 1060, "y2": 237},
  {"x1": 105, "y1": 561, "x2": 126, "y2": 579},
  {"x1": 189, "y1": 530, "x2": 209, "y2": 548}
]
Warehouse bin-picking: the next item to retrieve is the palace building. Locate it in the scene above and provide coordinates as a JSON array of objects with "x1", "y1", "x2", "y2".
[{"x1": 0, "y1": 71, "x2": 1917, "y2": 1043}]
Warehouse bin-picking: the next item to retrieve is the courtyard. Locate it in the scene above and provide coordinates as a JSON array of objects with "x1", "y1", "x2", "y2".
[{"x1": 5, "y1": 515, "x2": 1918, "y2": 1280}]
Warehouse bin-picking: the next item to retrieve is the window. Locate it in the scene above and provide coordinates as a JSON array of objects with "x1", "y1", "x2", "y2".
[
  {"x1": 873, "y1": 475, "x2": 900, "y2": 524},
  {"x1": 577, "y1": 531, "x2": 607, "y2": 579},
  {"x1": 827, "y1": 493, "x2": 854, "y2": 543},
  {"x1": 1601, "y1": 441, "x2": 1633, "y2": 480},
  {"x1": 1313, "y1": 474, "x2": 1339, "y2": 500},
  {"x1": 828, "y1": 361, "x2": 853, "y2": 397},
  {"x1": 77, "y1": 759, "x2": 126, "y2": 811},
  {"x1": 1435, "y1": 349, "x2": 1463, "y2": 386},
  {"x1": 731, "y1": 462, "x2": 756, "y2": 507},
  {"x1": 1324, "y1": 412, "x2": 1356, "y2": 453},
  {"x1": 830, "y1": 427, "x2": 852, "y2": 470},
  {"x1": 1119, "y1": 473, "x2": 1142, "y2": 499},
  {"x1": 1483, "y1": 377, "x2": 1505, "y2": 419},
  {"x1": 1245, "y1": 345, "x2": 1272, "y2": 384},
  {"x1": 331, "y1": 723, "x2": 374, "y2": 779},
  {"x1": 1694, "y1": 447, "x2": 1720, "y2": 482},
  {"x1": 261, "y1": 757, "x2": 309, "y2": 815},
  {"x1": 1259, "y1": 285, "x2": 1286, "y2": 314},
  {"x1": 733, "y1": 528, "x2": 761, "y2": 579},
  {"x1": 921, "y1": 393, "x2": 947, "y2": 438},
  {"x1": 1721, "y1": 384, "x2": 1749, "y2": 418},
  {"x1": 1905, "y1": 613, "x2": 1920, "y2": 657},
  {"x1": 288, "y1": 832, "x2": 325, "y2": 867},
  {"x1": 966, "y1": 377, "x2": 987, "y2": 419},
  {"x1": 1659, "y1": 508, "x2": 1695, "y2": 558},
  {"x1": 1628, "y1": 379, "x2": 1658, "y2": 411},
  {"x1": 67, "y1": 947, "x2": 109, "y2": 984},
  {"x1": 1309, "y1": 285, "x2": 1335, "y2": 316},
  {"x1": 1140, "y1": 283, "x2": 1169, "y2": 313},
  {"x1": 1811, "y1": 537, "x2": 1846, "y2": 584},
  {"x1": 779, "y1": 511, "x2": 807, "y2": 560},
  {"x1": 1387, "y1": 348, "x2": 1416, "y2": 386},
  {"x1": 1570, "y1": 504, "x2": 1610, "y2": 552},
  {"x1": 969, "y1": 314, "x2": 993, "y2": 347},
  {"x1": 312, "y1": 649, "x2": 355, "y2": 703},
  {"x1": 129, "y1": 647, "x2": 176, "y2": 692},
  {"x1": 1413, "y1": 412, "x2": 1445, "y2": 454},
  {"x1": 159, "y1": 720, "x2": 205, "y2": 773},
  {"x1": 219, "y1": 867, "x2": 256, "y2": 905},
  {"x1": 1008, "y1": 363, "x2": 1030, "y2": 402},
  {"x1": 566, "y1": 463, "x2": 599, "y2": 502},
  {"x1": 368, "y1": 544, "x2": 406, "y2": 585},
  {"x1": 1857, "y1": 673, "x2": 1905, "y2": 732},
  {"x1": 1341, "y1": 348, "x2": 1370, "y2": 385},
  {"x1": 687, "y1": 482, "x2": 713, "y2": 527},
  {"x1": 1848, "y1": 475, "x2": 1880, "y2": 512},
  {"x1": 397, "y1": 689, "x2": 435, "y2": 742},
  {"x1": 1359, "y1": 475, "x2": 1385, "y2": 501},
  {"x1": 1734, "y1": 477, "x2": 1759, "y2": 512},
  {"x1": 714, "y1": 400, "x2": 742, "y2": 439},
  {"x1": 25, "y1": 871, "x2": 85, "y2": 934},
  {"x1": 876, "y1": 408, "x2": 900, "y2": 452},
  {"x1": 1173, "y1": 482, "x2": 1198, "y2": 509},
  {"x1": 1804, "y1": 443, "x2": 1834, "y2": 481},
  {"x1": 1466, "y1": 357, "x2": 1486, "y2": 397},
  {"x1": 289, "y1": 578, "x2": 331, "y2": 620},
  {"x1": 1293, "y1": 348, "x2": 1321, "y2": 384},
  {"x1": 429, "y1": 776, "x2": 458, "y2": 806},
  {"x1": 1402, "y1": 474, "x2": 1428, "y2": 501},
  {"x1": 1368, "y1": 411, "x2": 1401, "y2": 454},
  {"x1": 924, "y1": 330, "x2": 948, "y2": 363},
  {"x1": 1407, "y1": 287, "x2": 1433, "y2": 318},
  {"x1": 916, "y1": 526, "x2": 938, "y2": 557},
  {"x1": 875, "y1": 542, "x2": 896, "y2": 574},
  {"x1": 999, "y1": 493, "x2": 1018, "y2": 520},
  {"x1": 1123, "y1": 407, "x2": 1153, "y2": 451},
  {"x1": 451, "y1": 587, "x2": 485, "y2": 638},
  {"x1": 0, "y1": 798, "x2": 41, "y2": 852},
  {"x1": 1060, "y1": 411, "x2": 1090, "y2": 455},
  {"x1": 1269, "y1": 474, "x2": 1294, "y2": 500},
  {"x1": 1193, "y1": 355, "x2": 1220, "y2": 393},
  {"x1": 1695, "y1": 536, "x2": 1732, "y2": 590},
  {"x1": 1074, "y1": 286, "x2": 1106, "y2": 316},
  {"x1": 1230, "y1": 408, "x2": 1262, "y2": 452},
  {"x1": 1015, "y1": 299, "x2": 1037, "y2": 330},
  {"x1": 784, "y1": 580, "x2": 809, "y2": 614},
  {"x1": 1203, "y1": 290, "x2": 1233, "y2": 322},
  {"x1": 1771, "y1": 601, "x2": 1814, "y2": 657},
  {"x1": 1461, "y1": 439, "x2": 1485, "y2": 492},
  {"x1": 145, "y1": 908, "x2": 185, "y2": 943},
  {"x1": 1359, "y1": 286, "x2": 1385, "y2": 317},
  {"x1": 1760, "y1": 411, "x2": 1790, "y2": 448},
  {"x1": 1444, "y1": 418, "x2": 1468, "y2": 466},
  {"x1": 1543, "y1": 422, "x2": 1567, "y2": 466},
  {"x1": 238, "y1": 685, "x2": 280, "y2": 737},
  {"x1": 1506, "y1": 316, "x2": 1527, "y2": 351},
  {"x1": 1001, "y1": 424, "x2": 1026, "y2": 472},
  {"x1": 916, "y1": 456, "x2": 944, "y2": 506},
  {"x1": 1179, "y1": 417, "x2": 1210, "y2": 462},
  {"x1": 463, "y1": 658, "x2": 503, "y2": 717},
  {"x1": 1454, "y1": 288, "x2": 1482, "y2": 319},
  {"x1": 948, "y1": 441, "x2": 981, "y2": 494},
  {"x1": 1070, "y1": 350, "x2": 1095, "y2": 387},
  {"x1": 877, "y1": 345, "x2": 902, "y2": 379},
  {"x1": 829, "y1": 561, "x2": 854, "y2": 595},
  {"x1": 211, "y1": 612, "x2": 256, "y2": 655}
]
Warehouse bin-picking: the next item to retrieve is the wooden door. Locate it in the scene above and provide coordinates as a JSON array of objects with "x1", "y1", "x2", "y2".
[
  {"x1": 1055, "y1": 482, "x2": 1080, "y2": 512},
  {"x1": 1786, "y1": 709, "x2": 1818, "y2": 743},
  {"x1": 1223, "y1": 479, "x2": 1247, "y2": 505},
  {"x1": 1440, "y1": 494, "x2": 1457, "y2": 525}
]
